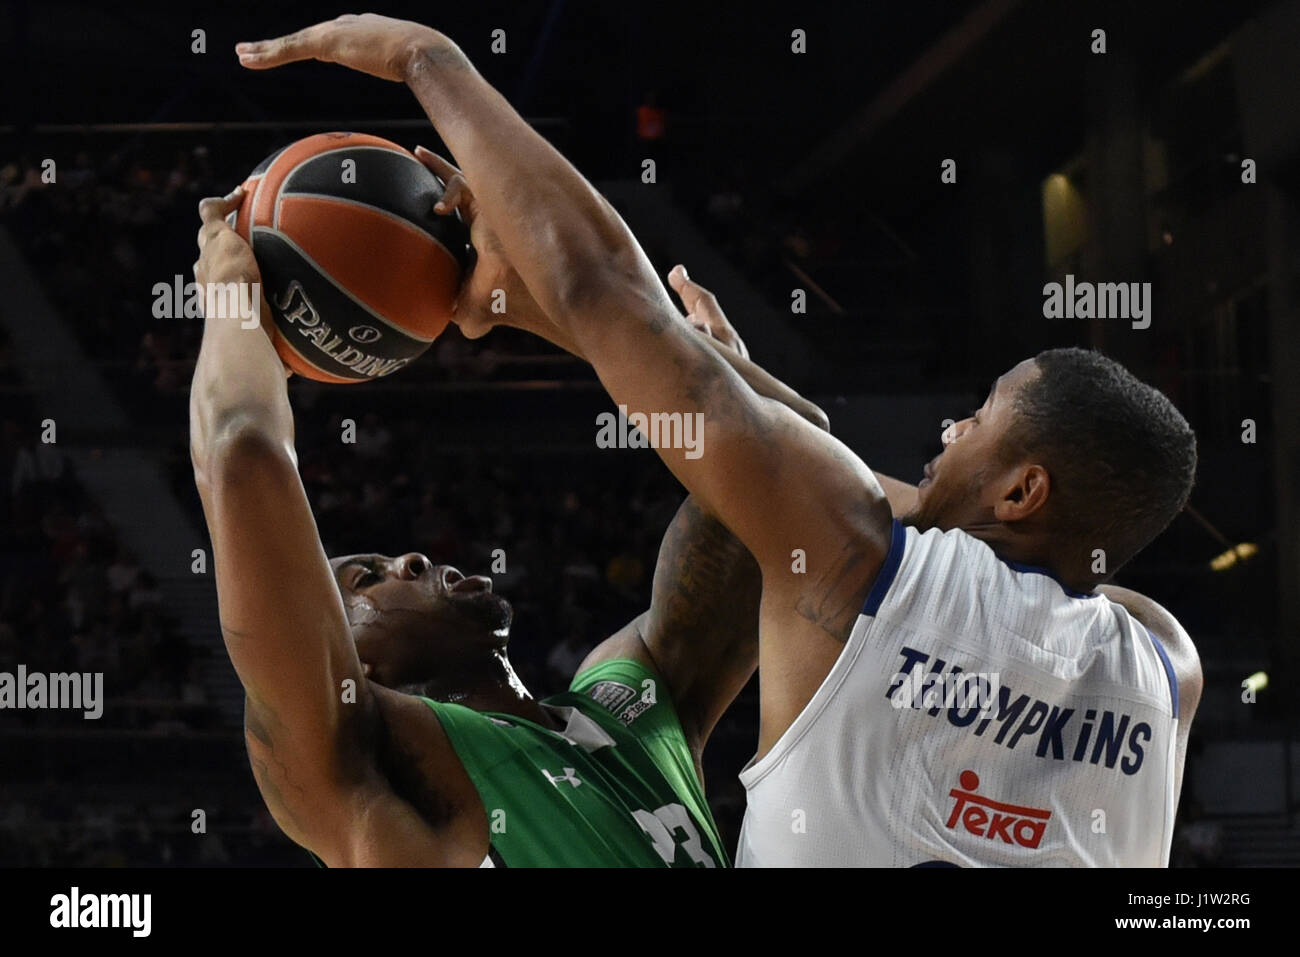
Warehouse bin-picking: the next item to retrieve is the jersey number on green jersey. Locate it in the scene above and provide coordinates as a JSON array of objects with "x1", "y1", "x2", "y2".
[{"x1": 633, "y1": 803, "x2": 717, "y2": 867}]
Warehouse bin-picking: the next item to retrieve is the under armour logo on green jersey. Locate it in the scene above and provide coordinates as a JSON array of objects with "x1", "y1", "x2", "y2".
[{"x1": 542, "y1": 767, "x2": 582, "y2": 788}]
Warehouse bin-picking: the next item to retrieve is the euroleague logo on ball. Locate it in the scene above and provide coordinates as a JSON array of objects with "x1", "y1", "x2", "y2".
[{"x1": 348, "y1": 325, "x2": 382, "y2": 344}]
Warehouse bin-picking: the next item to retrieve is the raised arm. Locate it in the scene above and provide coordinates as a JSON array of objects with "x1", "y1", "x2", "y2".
[
  {"x1": 399, "y1": 153, "x2": 831, "y2": 760},
  {"x1": 580, "y1": 268, "x2": 830, "y2": 763},
  {"x1": 238, "y1": 16, "x2": 892, "y2": 751},
  {"x1": 189, "y1": 192, "x2": 462, "y2": 865},
  {"x1": 239, "y1": 14, "x2": 893, "y2": 653},
  {"x1": 405, "y1": 48, "x2": 890, "y2": 585}
]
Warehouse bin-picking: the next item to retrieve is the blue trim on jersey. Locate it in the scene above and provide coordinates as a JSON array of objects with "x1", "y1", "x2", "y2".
[
  {"x1": 1145, "y1": 626, "x2": 1180, "y2": 719},
  {"x1": 861, "y1": 519, "x2": 906, "y2": 617},
  {"x1": 1002, "y1": 560, "x2": 1100, "y2": 600}
]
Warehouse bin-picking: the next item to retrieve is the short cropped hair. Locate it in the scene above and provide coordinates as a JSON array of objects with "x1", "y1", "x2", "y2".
[{"x1": 1011, "y1": 347, "x2": 1197, "y2": 573}]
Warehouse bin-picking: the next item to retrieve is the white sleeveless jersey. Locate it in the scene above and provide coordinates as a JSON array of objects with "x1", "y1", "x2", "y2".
[{"x1": 737, "y1": 521, "x2": 1181, "y2": 867}]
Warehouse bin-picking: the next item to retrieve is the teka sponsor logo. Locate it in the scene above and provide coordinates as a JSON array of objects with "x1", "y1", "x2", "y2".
[{"x1": 944, "y1": 769, "x2": 1051, "y2": 850}]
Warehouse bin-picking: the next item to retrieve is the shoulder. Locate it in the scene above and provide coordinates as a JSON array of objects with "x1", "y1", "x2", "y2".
[
  {"x1": 1096, "y1": 584, "x2": 1202, "y2": 716},
  {"x1": 573, "y1": 615, "x2": 658, "y2": 679}
]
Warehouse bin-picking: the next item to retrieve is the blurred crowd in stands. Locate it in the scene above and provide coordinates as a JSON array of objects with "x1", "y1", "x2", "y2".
[
  {"x1": 0, "y1": 319, "x2": 261, "y2": 863},
  {"x1": 0, "y1": 331, "x2": 211, "y2": 731},
  {"x1": 0, "y1": 790, "x2": 300, "y2": 867}
]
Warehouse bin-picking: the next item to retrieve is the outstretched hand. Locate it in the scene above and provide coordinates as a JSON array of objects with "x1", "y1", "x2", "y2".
[
  {"x1": 667, "y1": 265, "x2": 749, "y2": 359},
  {"x1": 236, "y1": 13, "x2": 448, "y2": 83}
]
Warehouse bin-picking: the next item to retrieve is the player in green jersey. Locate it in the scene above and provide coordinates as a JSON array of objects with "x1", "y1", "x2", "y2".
[{"x1": 192, "y1": 182, "x2": 827, "y2": 865}]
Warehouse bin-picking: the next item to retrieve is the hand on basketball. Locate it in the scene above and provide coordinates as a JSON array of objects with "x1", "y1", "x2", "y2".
[
  {"x1": 194, "y1": 188, "x2": 260, "y2": 290},
  {"x1": 413, "y1": 146, "x2": 570, "y2": 351},
  {"x1": 236, "y1": 14, "x2": 449, "y2": 83},
  {"x1": 194, "y1": 189, "x2": 286, "y2": 373},
  {"x1": 667, "y1": 265, "x2": 749, "y2": 359}
]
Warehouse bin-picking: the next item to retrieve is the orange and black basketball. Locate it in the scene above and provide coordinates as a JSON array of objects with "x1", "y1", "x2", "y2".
[{"x1": 231, "y1": 131, "x2": 471, "y2": 383}]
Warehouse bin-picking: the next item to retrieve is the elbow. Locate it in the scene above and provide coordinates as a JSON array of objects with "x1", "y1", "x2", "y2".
[
  {"x1": 549, "y1": 229, "x2": 656, "y2": 321},
  {"x1": 526, "y1": 186, "x2": 660, "y2": 326},
  {"x1": 760, "y1": 394, "x2": 829, "y2": 433},
  {"x1": 192, "y1": 414, "x2": 295, "y2": 489},
  {"x1": 549, "y1": 259, "x2": 668, "y2": 352},
  {"x1": 551, "y1": 255, "x2": 638, "y2": 316}
]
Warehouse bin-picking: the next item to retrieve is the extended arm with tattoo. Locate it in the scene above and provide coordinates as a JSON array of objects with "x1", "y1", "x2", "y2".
[
  {"x1": 581, "y1": 281, "x2": 830, "y2": 757},
  {"x1": 238, "y1": 16, "x2": 891, "y2": 588},
  {"x1": 238, "y1": 13, "x2": 894, "y2": 754}
]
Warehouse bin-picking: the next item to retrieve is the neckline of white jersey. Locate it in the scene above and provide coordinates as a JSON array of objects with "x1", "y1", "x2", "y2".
[{"x1": 1001, "y1": 559, "x2": 1100, "y2": 599}]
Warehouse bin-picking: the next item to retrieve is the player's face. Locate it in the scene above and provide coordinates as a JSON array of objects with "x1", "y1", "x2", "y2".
[
  {"x1": 329, "y1": 553, "x2": 512, "y2": 688},
  {"x1": 907, "y1": 358, "x2": 1041, "y2": 533}
]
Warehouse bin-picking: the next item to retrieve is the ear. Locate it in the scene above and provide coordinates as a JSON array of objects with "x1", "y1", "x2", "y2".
[{"x1": 993, "y1": 464, "x2": 1050, "y2": 522}]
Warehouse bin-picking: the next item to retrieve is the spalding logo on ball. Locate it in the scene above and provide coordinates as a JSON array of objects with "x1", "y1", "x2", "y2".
[{"x1": 230, "y1": 132, "x2": 471, "y2": 383}]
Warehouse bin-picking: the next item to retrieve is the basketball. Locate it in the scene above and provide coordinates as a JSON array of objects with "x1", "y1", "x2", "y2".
[{"x1": 231, "y1": 131, "x2": 471, "y2": 383}]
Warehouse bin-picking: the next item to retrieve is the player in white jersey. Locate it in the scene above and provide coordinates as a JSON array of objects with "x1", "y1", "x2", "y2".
[
  {"x1": 234, "y1": 13, "x2": 1202, "y2": 868},
  {"x1": 737, "y1": 520, "x2": 1188, "y2": 866},
  {"x1": 663, "y1": 279, "x2": 1199, "y2": 866}
]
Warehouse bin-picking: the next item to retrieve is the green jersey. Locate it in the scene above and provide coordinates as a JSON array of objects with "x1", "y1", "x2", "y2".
[{"x1": 423, "y1": 656, "x2": 727, "y2": 867}]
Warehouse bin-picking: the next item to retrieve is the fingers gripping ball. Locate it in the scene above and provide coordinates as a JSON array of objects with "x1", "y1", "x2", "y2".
[{"x1": 231, "y1": 132, "x2": 471, "y2": 383}]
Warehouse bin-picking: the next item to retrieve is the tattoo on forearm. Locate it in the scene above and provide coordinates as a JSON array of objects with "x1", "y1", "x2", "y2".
[
  {"x1": 794, "y1": 502, "x2": 883, "y2": 642},
  {"x1": 673, "y1": 333, "x2": 777, "y2": 438},
  {"x1": 657, "y1": 498, "x2": 760, "y2": 640},
  {"x1": 795, "y1": 544, "x2": 871, "y2": 642}
]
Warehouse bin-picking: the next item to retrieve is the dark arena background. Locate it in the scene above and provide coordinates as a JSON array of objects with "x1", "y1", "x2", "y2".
[{"x1": 0, "y1": 0, "x2": 1296, "y2": 893}]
